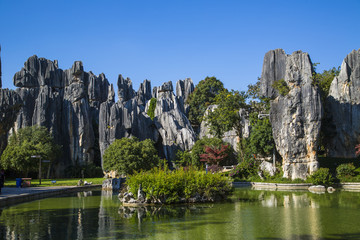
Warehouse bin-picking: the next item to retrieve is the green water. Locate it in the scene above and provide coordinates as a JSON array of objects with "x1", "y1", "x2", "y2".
[{"x1": 0, "y1": 188, "x2": 360, "y2": 240}]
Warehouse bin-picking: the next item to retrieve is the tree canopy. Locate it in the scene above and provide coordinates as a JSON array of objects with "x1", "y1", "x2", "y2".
[
  {"x1": 0, "y1": 126, "x2": 61, "y2": 175},
  {"x1": 102, "y1": 137, "x2": 160, "y2": 176},
  {"x1": 186, "y1": 76, "x2": 225, "y2": 127},
  {"x1": 205, "y1": 89, "x2": 248, "y2": 138}
]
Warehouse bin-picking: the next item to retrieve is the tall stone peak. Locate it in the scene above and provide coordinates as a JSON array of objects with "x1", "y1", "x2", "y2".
[
  {"x1": 261, "y1": 49, "x2": 322, "y2": 180},
  {"x1": 326, "y1": 49, "x2": 360, "y2": 158},
  {"x1": 14, "y1": 55, "x2": 63, "y2": 88},
  {"x1": 176, "y1": 78, "x2": 194, "y2": 102},
  {"x1": 117, "y1": 74, "x2": 135, "y2": 102},
  {"x1": 260, "y1": 49, "x2": 313, "y2": 99}
]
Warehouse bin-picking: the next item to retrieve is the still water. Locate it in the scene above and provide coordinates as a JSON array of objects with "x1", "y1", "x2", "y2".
[{"x1": 0, "y1": 188, "x2": 360, "y2": 240}]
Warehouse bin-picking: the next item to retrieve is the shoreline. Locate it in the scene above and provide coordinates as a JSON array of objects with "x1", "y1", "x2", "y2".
[
  {"x1": 233, "y1": 181, "x2": 360, "y2": 191},
  {"x1": 0, "y1": 185, "x2": 101, "y2": 207}
]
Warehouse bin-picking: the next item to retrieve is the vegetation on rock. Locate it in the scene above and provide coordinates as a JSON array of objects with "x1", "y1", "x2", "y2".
[
  {"x1": 272, "y1": 79, "x2": 290, "y2": 96},
  {"x1": 147, "y1": 98, "x2": 157, "y2": 120}
]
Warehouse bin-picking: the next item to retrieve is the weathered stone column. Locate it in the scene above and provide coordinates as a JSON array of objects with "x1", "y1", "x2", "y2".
[
  {"x1": 260, "y1": 49, "x2": 322, "y2": 180},
  {"x1": 326, "y1": 49, "x2": 360, "y2": 158}
]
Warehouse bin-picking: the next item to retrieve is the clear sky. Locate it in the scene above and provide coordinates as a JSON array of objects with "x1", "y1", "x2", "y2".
[{"x1": 1, "y1": 0, "x2": 359, "y2": 94}]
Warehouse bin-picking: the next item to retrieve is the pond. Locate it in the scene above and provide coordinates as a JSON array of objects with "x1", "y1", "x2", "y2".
[{"x1": 0, "y1": 188, "x2": 360, "y2": 239}]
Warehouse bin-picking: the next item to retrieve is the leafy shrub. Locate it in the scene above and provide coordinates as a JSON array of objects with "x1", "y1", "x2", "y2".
[
  {"x1": 126, "y1": 167, "x2": 232, "y2": 204},
  {"x1": 336, "y1": 163, "x2": 356, "y2": 179},
  {"x1": 309, "y1": 168, "x2": 334, "y2": 186},
  {"x1": 229, "y1": 155, "x2": 259, "y2": 180},
  {"x1": 272, "y1": 79, "x2": 290, "y2": 96},
  {"x1": 147, "y1": 98, "x2": 157, "y2": 120},
  {"x1": 103, "y1": 137, "x2": 160, "y2": 176}
]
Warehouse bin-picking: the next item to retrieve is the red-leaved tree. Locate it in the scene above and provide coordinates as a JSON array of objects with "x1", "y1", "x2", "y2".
[
  {"x1": 355, "y1": 144, "x2": 360, "y2": 156},
  {"x1": 200, "y1": 144, "x2": 229, "y2": 166}
]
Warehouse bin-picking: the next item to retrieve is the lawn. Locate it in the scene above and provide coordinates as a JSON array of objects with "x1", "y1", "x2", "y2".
[{"x1": 4, "y1": 178, "x2": 105, "y2": 187}]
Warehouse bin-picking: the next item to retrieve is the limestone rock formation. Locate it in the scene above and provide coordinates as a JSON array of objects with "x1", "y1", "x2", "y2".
[
  {"x1": 100, "y1": 78, "x2": 196, "y2": 166},
  {"x1": 152, "y1": 81, "x2": 196, "y2": 161},
  {"x1": 260, "y1": 49, "x2": 322, "y2": 180},
  {"x1": 0, "y1": 89, "x2": 22, "y2": 154},
  {"x1": 326, "y1": 49, "x2": 360, "y2": 158},
  {"x1": 12, "y1": 56, "x2": 112, "y2": 175}
]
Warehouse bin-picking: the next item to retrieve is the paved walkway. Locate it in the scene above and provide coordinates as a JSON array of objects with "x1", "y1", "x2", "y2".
[{"x1": 0, "y1": 185, "x2": 101, "y2": 207}]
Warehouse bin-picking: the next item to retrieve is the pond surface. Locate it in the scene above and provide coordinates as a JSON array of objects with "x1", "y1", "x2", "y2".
[{"x1": 0, "y1": 188, "x2": 360, "y2": 240}]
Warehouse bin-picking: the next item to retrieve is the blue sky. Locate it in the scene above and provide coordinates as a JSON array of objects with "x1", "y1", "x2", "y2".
[{"x1": 1, "y1": 0, "x2": 359, "y2": 93}]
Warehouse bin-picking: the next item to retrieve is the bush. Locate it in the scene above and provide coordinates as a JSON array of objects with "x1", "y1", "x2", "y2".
[
  {"x1": 229, "y1": 155, "x2": 259, "y2": 180},
  {"x1": 103, "y1": 137, "x2": 160, "y2": 176},
  {"x1": 147, "y1": 98, "x2": 157, "y2": 120},
  {"x1": 272, "y1": 79, "x2": 290, "y2": 96},
  {"x1": 309, "y1": 168, "x2": 334, "y2": 186},
  {"x1": 336, "y1": 163, "x2": 356, "y2": 179},
  {"x1": 126, "y1": 167, "x2": 232, "y2": 204}
]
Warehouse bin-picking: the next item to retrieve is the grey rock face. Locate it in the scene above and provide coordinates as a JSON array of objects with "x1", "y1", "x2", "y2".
[
  {"x1": 152, "y1": 81, "x2": 196, "y2": 160},
  {"x1": 326, "y1": 49, "x2": 360, "y2": 158},
  {"x1": 102, "y1": 178, "x2": 121, "y2": 191},
  {"x1": 12, "y1": 56, "x2": 111, "y2": 176},
  {"x1": 260, "y1": 49, "x2": 287, "y2": 99},
  {"x1": 260, "y1": 49, "x2": 322, "y2": 180},
  {"x1": 259, "y1": 161, "x2": 277, "y2": 177},
  {"x1": 137, "y1": 79, "x2": 152, "y2": 106},
  {"x1": 176, "y1": 78, "x2": 194, "y2": 102},
  {"x1": 117, "y1": 75, "x2": 135, "y2": 102},
  {"x1": 99, "y1": 98, "x2": 159, "y2": 167},
  {"x1": 0, "y1": 89, "x2": 22, "y2": 154}
]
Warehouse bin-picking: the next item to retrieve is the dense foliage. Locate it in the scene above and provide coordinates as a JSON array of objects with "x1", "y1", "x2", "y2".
[
  {"x1": 272, "y1": 79, "x2": 290, "y2": 96},
  {"x1": 229, "y1": 155, "x2": 259, "y2": 180},
  {"x1": 206, "y1": 90, "x2": 248, "y2": 138},
  {"x1": 126, "y1": 167, "x2": 232, "y2": 204},
  {"x1": 103, "y1": 137, "x2": 160, "y2": 176},
  {"x1": 0, "y1": 126, "x2": 61, "y2": 176},
  {"x1": 308, "y1": 168, "x2": 334, "y2": 186},
  {"x1": 187, "y1": 76, "x2": 225, "y2": 127},
  {"x1": 147, "y1": 98, "x2": 157, "y2": 120},
  {"x1": 312, "y1": 65, "x2": 340, "y2": 102},
  {"x1": 336, "y1": 163, "x2": 356, "y2": 179}
]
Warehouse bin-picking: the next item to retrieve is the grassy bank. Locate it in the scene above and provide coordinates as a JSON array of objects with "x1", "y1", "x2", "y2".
[{"x1": 4, "y1": 178, "x2": 104, "y2": 187}]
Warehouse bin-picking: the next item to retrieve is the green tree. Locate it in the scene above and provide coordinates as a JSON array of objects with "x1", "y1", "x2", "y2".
[
  {"x1": 236, "y1": 79, "x2": 275, "y2": 159},
  {"x1": 247, "y1": 112, "x2": 274, "y2": 157},
  {"x1": 206, "y1": 89, "x2": 248, "y2": 138},
  {"x1": 187, "y1": 76, "x2": 225, "y2": 127},
  {"x1": 312, "y1": 65, "x2": 340, "y2": 103},
  {"x1": 103, "y1": 137, "x2": 160, "y2": 176},
  {"x1": 0, "y1": 126, "x2": 61, "y2": 176}
]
